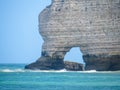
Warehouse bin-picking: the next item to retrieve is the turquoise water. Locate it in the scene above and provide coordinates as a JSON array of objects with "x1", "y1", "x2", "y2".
[{"x1": 0, "y1": 64, "x2": 120, "y2": 90}]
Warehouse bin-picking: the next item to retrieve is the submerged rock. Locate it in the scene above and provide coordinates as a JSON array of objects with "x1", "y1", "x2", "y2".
[{"x1": 25, "y1": 0, "x2": 120, "y2": 71}]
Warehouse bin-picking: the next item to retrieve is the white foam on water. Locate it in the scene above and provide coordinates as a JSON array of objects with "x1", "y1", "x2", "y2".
[
  {"x1": 0, "y1": 68, "x2": 67, "y2": 73},
  {"x1": 0, "y1": 69, "x2": 120, "y2": 73},
  {"x1": 0, "y1": 69, "x2": 25, "y2": 72},
  {"x1": 28, "y1": 69, "x2": 67, "y2": 73},
  {"x1": 82, "y1": 70, "x2": 97, "y2": 73}
]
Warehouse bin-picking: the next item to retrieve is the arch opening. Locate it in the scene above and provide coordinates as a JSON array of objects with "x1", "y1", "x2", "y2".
[{"x1": 64, "y1": 47, "x2": 85, "y2": 65}]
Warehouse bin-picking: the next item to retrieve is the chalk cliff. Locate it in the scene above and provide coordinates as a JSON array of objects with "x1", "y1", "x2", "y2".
[{"x1": 25, "y1": 0, "x2": 120, "y2": 71}]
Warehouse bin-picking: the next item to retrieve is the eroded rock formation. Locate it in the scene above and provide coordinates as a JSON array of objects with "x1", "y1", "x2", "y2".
[
  {"x1": 25, "y1": 60, "x2": 84, "y2": 71},
  {"x1": 25, "y1": 0, "x2": 120, "y2": 71}
]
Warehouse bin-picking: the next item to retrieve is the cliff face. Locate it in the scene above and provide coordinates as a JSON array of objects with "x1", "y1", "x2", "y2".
[{"x1": 25, "y1": 0, "x2": 120, "y2": 71}]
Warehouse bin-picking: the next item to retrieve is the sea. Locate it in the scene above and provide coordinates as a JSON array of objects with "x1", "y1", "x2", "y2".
[{"x1": 0, "y1": 64, "x2": 120, "y2": 90}]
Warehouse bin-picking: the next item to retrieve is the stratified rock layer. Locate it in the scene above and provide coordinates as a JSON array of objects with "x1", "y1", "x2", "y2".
[{"x1": 25, "y1": 0, "x2": 120, "y2": 71}]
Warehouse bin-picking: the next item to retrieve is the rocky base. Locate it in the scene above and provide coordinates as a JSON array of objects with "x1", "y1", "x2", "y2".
[
  {"x1": 25, "y1": 56, "x2": 64, "y2": 70},
  {"x1": 64, "y1": 61, "x2": 84, "y2": 71},
  {"x1": 25, "y1": 55, "x2": 120, "y2": 71},
  {"x1": 84, "y1": 54, "x2": 120, "y2": 71},
  {"x1": 25, "y1": 57, "x2": 84, "y2": 71}
]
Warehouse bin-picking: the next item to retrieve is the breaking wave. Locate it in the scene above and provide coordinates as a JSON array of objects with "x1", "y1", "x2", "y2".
[
  {"x1": 82, "y1": 70, "x2": 97, "y2": 73},
  {"x1": 0, "y1": 69, "x2": 119, "y2": 73},
  {"x1": 0, "y1": 69, "x2": 96, "y2": 73},
  {"x1": 0, "y1": 69, "x2": 25, "y2": 72},
  {"x1": 0, "y1": 69, "x2": 67, "y2": 73}
]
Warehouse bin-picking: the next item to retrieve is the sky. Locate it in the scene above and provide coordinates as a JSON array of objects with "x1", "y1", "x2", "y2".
[{"x1": 0, "y1": 0, "x2": 84, "y2": 64}]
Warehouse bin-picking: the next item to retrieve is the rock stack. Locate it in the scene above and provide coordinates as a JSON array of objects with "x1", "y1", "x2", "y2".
[{"x1": 25, "y1": 0, "x2": 120, "y2": 71}]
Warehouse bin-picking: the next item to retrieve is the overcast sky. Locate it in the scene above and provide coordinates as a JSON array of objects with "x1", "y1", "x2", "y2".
[{"x1": 0, "y1": 0, "x2": 84, "y2": 64}]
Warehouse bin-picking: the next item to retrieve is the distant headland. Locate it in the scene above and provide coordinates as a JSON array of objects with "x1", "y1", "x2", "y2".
[{"x1": 25, "y1": 0, "x2": 120, "y2": 71}]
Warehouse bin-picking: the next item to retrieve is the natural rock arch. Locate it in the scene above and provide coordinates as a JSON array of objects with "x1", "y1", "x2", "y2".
[{"x1": 25, "y1": 0, "x2": 120, "y2": 71}]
